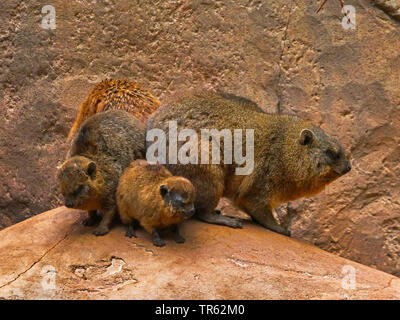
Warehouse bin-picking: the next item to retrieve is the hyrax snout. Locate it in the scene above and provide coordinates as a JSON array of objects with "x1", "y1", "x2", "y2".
[{"x1": 58, "y1": 156, "x2": 101, "y2": 211}]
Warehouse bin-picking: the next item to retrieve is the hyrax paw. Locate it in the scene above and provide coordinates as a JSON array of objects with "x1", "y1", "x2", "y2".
[
  {"x1": 271, "y1": 225, "x2": 291, "y2": 237},
  {"x1": 228, "y1": 218, "x2": 243, "y2": 229},
  {"x1": 152, "y1": 239, "x2": 166, "y2": 247},
  {"x1": 125, "y1": 229, "x2": 137, "y2": 238},
  {"x1": 174, "y1": 235, "x2": 186, "y2": 244},
  {"x1": 283, "y1": 228, "x2": 291, "y2": 237},
  {"x1": 92, "y1": 226, "x2": 110, "y2": 236},
  {"x1": 83, "y1": 217, "x2": 99, "y2": 227}
]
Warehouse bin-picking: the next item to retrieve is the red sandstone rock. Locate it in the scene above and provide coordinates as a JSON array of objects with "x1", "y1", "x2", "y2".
[{"x1": 0, "y1": 207, "x2": 399, "y2": 299}]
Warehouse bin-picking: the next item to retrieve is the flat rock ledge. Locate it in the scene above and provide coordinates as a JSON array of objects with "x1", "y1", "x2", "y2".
[{"x1": 0, "y1": 207, "x2": 399, "y2": 300}]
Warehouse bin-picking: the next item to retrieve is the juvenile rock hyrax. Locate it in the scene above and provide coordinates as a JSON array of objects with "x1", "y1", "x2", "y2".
[
  {"x1": 147, "y1": 93, "x2": 351, "y2": 235},
  {"x1": 58, "y1": 110, "x2": 145, "y2": 236},
  {"x1": 117, "y1": 160, "x2": 196, "y2": 247}
]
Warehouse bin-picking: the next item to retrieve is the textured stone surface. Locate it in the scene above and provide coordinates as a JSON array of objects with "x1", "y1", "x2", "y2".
[
  {"x1": 371, "y1": 0, "x2": 400, "y2": 21},
  {"x1": 0, "y1": 207, "x2": 399, "y2": 299},
  {"x1": 0, "y1": 0, "x2": 399, "y2": 277},
  {"x1": 275, "y1": 1, "x2": 400, "y2": 277}
]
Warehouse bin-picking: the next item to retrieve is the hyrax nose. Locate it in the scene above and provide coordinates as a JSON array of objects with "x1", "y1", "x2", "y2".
[
  {"x1": 186, "y1": 207, "x2": 196, "y2": 216},
  {"x1": 65, "y1": 201, "x2": 73, "y2": 208},
  {"x1": 344, "y1": 161, "x2": 352, "y2": 174}
]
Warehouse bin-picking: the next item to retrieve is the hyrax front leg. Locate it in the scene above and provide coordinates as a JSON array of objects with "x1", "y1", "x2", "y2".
[
  {"x1": 83, "y1": 210, "x2": 101, "y2": 227},
  {"x1": 249, "y1": 204, "x2": 290, "y2": 236},
  {"x1": 93, "y1": 206, "x2": 116, "y2": 236},
  {"x1": 251, "y1": 208, "x2": 290, "y2": 236},
  {"x1": 152, "y1": 229, "x2": 166, "y2": 247},
  {"x1": 239, "y1": 194, "x2": 290, "y2": 236},
  {"x1": 170, "y1": 224, "x2": 185, "y2": 244},
  {"x1": 125, "y1": 220, "x2": 138, "y2": 238}
]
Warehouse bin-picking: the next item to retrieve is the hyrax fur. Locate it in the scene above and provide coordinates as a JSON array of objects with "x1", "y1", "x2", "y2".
[
  {"x1": 58, "y1": 110, "x2": 146, "y2": 236},
  {"x1": 67, "y1": 79, "x2": 160, "y2": 142},
  {"x1": 147, "y1": 93, "x2": 351, "y2": 235},
  {"x1": 117, "y1": 160, "x2": 196, "y2": 247}
]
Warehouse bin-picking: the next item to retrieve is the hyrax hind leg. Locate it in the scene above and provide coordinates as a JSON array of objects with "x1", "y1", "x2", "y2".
[
  {"x1": 189, "y1": 166, "x2": 243, "y2": 229},
  {"x1": 170, "y1": 224, "x2": 185, "y2": 243}
]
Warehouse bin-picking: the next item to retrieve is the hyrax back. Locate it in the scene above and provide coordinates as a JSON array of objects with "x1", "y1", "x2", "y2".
[
  {"x1": 117, "y1": 160, "x2": 196, "y2": 247},
  {"x1": 147, "y1": 93, "x2": 351, "y2": 235},
  {"x1": 58, "y1": 110, "x2": 146, "y2": 236},
  {"x1": 67, "y1": 79, "x2": 160, "y2": 142}
]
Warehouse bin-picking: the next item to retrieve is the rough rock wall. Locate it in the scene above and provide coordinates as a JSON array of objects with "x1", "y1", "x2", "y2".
[
  {"x1": 0, "y1": 0, "x2": 399, "y2": 276},
  {"x1": 280, "y1": 0, "x2": 400, "y2": 277},
  {"x1": 371, "y1": 0, "x2": 400, "y2": 21}
]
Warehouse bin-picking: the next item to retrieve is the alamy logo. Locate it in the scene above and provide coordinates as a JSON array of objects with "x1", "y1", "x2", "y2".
[
  {"x1": 146, "y1": 121, "x2": 254, "y2": 175},
  {"x1": 341, "y1": 5, "x2": 356, "y2": 30},
  {"x1": 41, "y1": 5, "x2": 56, "y2": 30},
  {"x1": 41, "y1": 265, "x2": 57, "y2": 291},
  {"x1": 341, "y1": 265, "x2": 356, "y2": 290}
]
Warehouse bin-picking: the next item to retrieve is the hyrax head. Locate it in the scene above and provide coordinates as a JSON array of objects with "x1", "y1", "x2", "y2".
[
  {"x1": 57, "y1": 156, "x2": 102, "y2": 210},
  {"x1": 286, "y1": 124, "x2": 351, "y2": 194},
  {"x1": 159, "y1": 177, "x2": 196, "y2": 219}
]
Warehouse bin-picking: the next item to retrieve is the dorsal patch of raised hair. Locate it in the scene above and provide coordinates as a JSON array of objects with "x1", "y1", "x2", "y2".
[{"x1": 67, "y1": 79, "x2": 160, "y2": 142}]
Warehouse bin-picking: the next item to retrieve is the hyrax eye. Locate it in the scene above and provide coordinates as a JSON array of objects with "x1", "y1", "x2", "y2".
[
  {"x1": 180, "y1": 197, "x2": 188, "y2": 204},
  {"x1": 160, "y1": 185, "x2": 168, "y2": 197},
  {"x1": 326, "y1": 149, "x2": 339, "y2": 161},
  {"x1": 73, "y1": 185, "x2": 84, "y2": 197}
]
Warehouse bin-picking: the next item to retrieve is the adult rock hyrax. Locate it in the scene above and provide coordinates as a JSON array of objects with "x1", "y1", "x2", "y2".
[{"x1": 147, "y1": 92, "x2": 351, "y2": 235}]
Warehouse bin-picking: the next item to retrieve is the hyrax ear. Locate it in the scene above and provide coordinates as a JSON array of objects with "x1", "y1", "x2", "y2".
[
  {"x1": 299, "y1": 129, "x2": 314, "y2": 146},
  {"x1": 160, "y1": 185, "x2": 168, "y2": 198},
  {"x1": 86, "y1": 161, "x2": 97, "y2": 179}
]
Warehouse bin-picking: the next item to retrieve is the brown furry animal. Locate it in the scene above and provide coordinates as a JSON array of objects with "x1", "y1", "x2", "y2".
[
  {"x1": 67, "y1": 79, "x2": 160, "y2": 142},
  {"x1": 147, "y1": 93, "x2": 351, "y2": 235},
  {"x1": 58, "y1": 110, "x2": 145, "y2": 236},
  {"x1": 117, "y1": 160, "x2": 196, "y2": 247}
]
